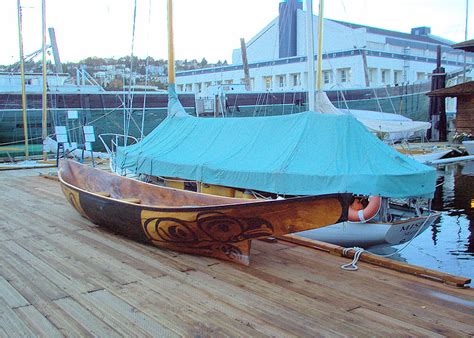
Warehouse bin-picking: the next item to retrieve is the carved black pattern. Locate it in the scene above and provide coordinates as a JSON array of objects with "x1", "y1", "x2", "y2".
[
  {"x1": 144, "y1": 211, "x2": 273, "y2": 244},
  {"x1": 144, "y1": 217, "x2": 199, "y2": 243},
  {"x1": 197, "y1": 212, "x2": 273, "y2": 242}
]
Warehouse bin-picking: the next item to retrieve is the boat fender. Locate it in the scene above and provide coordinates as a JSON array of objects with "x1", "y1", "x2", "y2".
[{"x1": 348, "y1": 196, "x2": 382, "y2": 223}]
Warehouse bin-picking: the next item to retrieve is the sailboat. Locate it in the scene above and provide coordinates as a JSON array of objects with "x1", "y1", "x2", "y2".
[
  {"x1": 59, "y1": 0, "x2": 352, "y2": 265},
  {"x1": 114, "y1": 0, "x2": 440, "y2": 250}
]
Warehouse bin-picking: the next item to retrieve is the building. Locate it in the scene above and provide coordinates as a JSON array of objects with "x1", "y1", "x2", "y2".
[
  {"x1": 176, "y1": 0, "x2": 473, "y2": 94},
  {"x1": 428, "y1": 81, "x2": 474, "y2": 135}
]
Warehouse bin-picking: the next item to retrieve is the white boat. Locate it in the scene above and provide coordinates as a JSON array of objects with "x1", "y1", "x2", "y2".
[
  {"x1": 298, "y1": 204, "x2": 440, "y2": 247},
  {"x1": 462, "y1": 140, "x2": 474, "y2": 155}
]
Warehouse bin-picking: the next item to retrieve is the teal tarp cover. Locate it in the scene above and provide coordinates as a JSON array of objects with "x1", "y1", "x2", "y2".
[{"x1": 115, "y1": 111, "x2": 436, "y2": 198}]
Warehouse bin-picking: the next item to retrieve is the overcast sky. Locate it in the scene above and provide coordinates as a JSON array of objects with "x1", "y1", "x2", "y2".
[{"x1": 1, "y1": 0, "x2": 472, "y2": 66}]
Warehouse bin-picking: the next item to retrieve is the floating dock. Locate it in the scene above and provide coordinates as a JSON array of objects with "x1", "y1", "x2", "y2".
[{"x1": 0, "y1": 169, "x2": 473, "y2": 336}]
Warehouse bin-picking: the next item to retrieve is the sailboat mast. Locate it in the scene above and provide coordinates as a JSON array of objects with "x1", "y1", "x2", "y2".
[
  {"x1": 167, "y1": 0, "x2": 175, "y2": 86},
  {"x1": 463, "y1": 0, "x2": 469, "y2": 83},
  {"x1": 17, "y1": 0, "x2": 29, "y2": 160},
  {"x1": 305, "y1": 0, "x2": 316, "y2": 111},
  {"x1": 316, "y1": 0, "x2": 324, "y2": 91},
  {"x1": 41, "y1": 0, "x2": 48, "y2": 161}
]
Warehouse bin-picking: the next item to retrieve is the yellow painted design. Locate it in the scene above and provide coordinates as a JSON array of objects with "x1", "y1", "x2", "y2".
[
  {"x1": 61, "y1": 185, "x2": 87, "y2": 218},
  {"x1": 471, "y1": 199, "x2": 474, "y2": 209}
]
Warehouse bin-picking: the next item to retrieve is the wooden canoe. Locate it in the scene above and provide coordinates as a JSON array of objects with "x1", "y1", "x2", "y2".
[{"x1": 58, "y1": 160, "x2": 350, "y2": 265}]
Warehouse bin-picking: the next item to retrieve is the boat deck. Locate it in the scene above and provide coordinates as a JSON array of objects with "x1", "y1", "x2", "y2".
[{"x1": 0, "y1": 169, "x2": 473, "y2": 336}]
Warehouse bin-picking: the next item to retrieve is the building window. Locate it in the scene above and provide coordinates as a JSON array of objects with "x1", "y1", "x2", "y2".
[
  {"x1": 277, "y1": 75, "x2": 286, "y2": 88},
  {"x1": 225, "y1": 80, "x2": 233, "y2": 84},
  {"x1": 291, "y1": 74, "x2": 300, "y2": 87},
  {"x1": 337, "y1": 68, "x2": 351, "y2": 83},
  {"x1": 393, "y1": 70, "x2": 403, "y2": 84},
  {"x1": 204, "y1": 82, "x2": 211, "y2": 88},
  {"x1": 416, "y1": 72, "x2": 426, "y2": 81},
  {"x1": 322, "y1": 70, "x2": 333, "y2": 84},
  {"x1": 381, "y1": 69, "x2": 390, "y2": 84},
  {"x1": 263, "y1": 76, "x2": 272, "y2": 90},
  {"x1": 368, "y1": 68, "x2": 377, "y2": 84}
]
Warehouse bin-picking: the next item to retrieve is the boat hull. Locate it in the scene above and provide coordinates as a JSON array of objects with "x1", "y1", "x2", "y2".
[
  {"x1": 297, "y1": 211, "x2": 440, "y2": 248},
  {"x1": 462, "y1": 140, "x2": 474, "y2": 155},
  {"x1": 59, "y1": 160, "x2": 350, "y2": 265}
]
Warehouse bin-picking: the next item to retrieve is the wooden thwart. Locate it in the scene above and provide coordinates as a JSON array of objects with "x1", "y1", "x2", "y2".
[
  {"x1": 95, "y1": 192, "x2": 111, "y2": 197},
  {"x1": 278, "y1": 234, "x2": 472, "y2": 288},
  {"x1": 120, "y1": 198, "x2": 141, "y2": 204}
]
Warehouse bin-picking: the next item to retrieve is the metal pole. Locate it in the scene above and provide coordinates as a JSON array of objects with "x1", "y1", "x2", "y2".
[
  {"x1": 316, "y1": 0, "x2": 324, "y2": 91},
  {"x1": 305, "y1": 0, "x2": 316, "y2": 111},
  {"x1": 42, "y1": 0, "x2": 48, "y2": 160},
  {"x1": 17, "y1": 0, "x2": 29, "y2": 160}
]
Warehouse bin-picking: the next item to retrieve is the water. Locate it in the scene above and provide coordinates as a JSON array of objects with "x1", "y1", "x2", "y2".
[{"x1": 378, "y1": 161, "x2": 474, "y2": 281}]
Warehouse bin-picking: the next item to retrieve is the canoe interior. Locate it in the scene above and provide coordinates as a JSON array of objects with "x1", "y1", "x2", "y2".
[{"x1": 60, "y1": 159, "x2": 255, "y2": 208}]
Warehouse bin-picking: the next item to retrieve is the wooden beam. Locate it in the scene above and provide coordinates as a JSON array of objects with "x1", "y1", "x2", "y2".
[{"x1": 278, "y1": 234, "x2": 472, "y2": 288}]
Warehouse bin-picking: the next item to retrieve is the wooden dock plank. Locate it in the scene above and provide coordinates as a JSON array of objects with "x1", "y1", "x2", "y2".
[
  {"x1": 3, "y1": 240, "x2": 97, "y2": 295},
  {"x1": 14, "y1": 305, "x2": 63, "y2": 338},
  {"x1": 75, "y1": 289, "x2": 178, "y2": 337},
  {"x1": 0, "y1": 276, "x2": 30, "y2": 309},
  {"x1": 0, "y1": 245, "x2": 69, "y2": 304},
  {"x1": 0, "y1": 298, "x2": 36, "y2": 337},
  {"x1": 250, "y1": 241, "x2": 474, "y2": 336},
  {"x1": 0, "y1": 172, "x2": 472, "y2": 336},
  {"x1": 54, "y1": 296, "x2": 122, "y2": 337}
]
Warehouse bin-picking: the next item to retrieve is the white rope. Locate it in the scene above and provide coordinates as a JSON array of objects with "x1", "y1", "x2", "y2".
[
  {"x1": 340, "y1": 213, "x2": 433, "y2": 271},
  {"x1": 341, "y1": 247, "x2": 365, "y2": 271}
]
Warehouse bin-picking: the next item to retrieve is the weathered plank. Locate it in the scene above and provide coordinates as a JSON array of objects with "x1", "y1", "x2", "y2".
[{"x1": 0, "y1": 171, "x2": 471, "y2": 337}]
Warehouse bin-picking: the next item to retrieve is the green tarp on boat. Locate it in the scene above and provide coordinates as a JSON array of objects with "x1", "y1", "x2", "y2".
[{"x1": 115, "y1": 111, "x2": 436, "y2": 198}]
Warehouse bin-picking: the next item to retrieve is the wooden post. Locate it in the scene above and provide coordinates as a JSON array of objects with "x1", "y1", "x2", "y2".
[
  {"x1": 17, "y1": 0, "x2": 29, "y2": 160},
  {"x1": 42, "y1": 0, "x2": 48, "y2": 161},
  {"x1": 428, "y1": 45, "x2": 447, "y2": 141},
  {"x1": 48, "y1": 28, "x2": 63, "y2": 74},
  {"x1": 240, "y1": 38, "x2": 251, "y2": 91},
  {"x1": 305, "y1": 0, "x2": 316, "y2": 110},
  {"x1": 167, "y1": 0, "x2": 175, "y2": 86},
  {"x1": 361, "y1": 49, "x2": 370, "y2": 87}
]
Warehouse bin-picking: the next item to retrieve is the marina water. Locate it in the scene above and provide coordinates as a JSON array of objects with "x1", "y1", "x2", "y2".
[{"x1": 376, "y1": 161, "x2": 474, "y2": 281}]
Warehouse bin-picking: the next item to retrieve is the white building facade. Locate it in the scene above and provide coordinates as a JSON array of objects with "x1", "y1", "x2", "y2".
[{"x1": 176, "y1": 0, "x2": 472, "y2": 94}]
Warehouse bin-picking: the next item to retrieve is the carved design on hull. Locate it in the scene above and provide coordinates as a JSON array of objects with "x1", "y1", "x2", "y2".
[{"x1": 141, "y1": 210, "x2": 274, "y2": 264}]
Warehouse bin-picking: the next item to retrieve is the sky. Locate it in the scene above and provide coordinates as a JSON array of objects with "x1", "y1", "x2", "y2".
[{"x1": 1, "y1": 0, "x2": 472, "y2": 66}]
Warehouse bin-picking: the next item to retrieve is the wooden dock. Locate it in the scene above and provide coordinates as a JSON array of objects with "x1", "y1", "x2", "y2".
[{"x1": 0, "y1": 169, "x2": 473, "y2": 336}]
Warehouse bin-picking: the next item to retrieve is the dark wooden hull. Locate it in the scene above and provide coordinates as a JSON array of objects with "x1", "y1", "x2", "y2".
[{"x1": 59, "y1": 160, "x2": 350, "y2": 264}]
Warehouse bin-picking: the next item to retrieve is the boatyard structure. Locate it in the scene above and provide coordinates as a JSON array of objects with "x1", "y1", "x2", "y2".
[{"x1": 175, "y1": 0, "x2": 474, "y2": 93}]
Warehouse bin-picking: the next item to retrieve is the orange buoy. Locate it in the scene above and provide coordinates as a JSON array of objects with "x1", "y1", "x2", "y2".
[{"x1": 348, "y1": 196, "x2": 382, "y2": 222}]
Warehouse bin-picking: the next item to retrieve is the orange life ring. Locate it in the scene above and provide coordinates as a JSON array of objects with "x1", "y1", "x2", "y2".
[{"x1": 348, "y1": 196, "x2": 382, "y2": 222}]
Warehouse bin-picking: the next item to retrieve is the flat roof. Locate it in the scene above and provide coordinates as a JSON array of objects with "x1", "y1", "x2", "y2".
[{"x1": 427, "y1": 81, "x2": 474, "y2": 97}]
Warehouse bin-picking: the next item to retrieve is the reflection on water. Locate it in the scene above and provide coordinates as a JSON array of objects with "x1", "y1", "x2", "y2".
[{"x1": 387, "y1": 161, "x2": 474, "y2": 280}]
